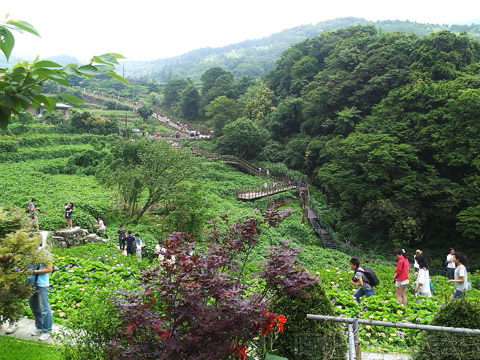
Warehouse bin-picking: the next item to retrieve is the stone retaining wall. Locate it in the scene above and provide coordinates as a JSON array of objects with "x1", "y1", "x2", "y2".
[{"x1": 51, "y1": 227, "x2": 106, "y2": 248}]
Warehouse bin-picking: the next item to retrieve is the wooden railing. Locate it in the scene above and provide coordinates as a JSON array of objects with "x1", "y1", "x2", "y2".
[{"x1": 236, "y1": 183, "x2": 297, "y2": 200}]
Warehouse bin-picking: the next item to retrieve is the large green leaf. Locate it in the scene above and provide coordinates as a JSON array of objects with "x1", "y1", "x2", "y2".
[
  {"x1": 94, "y1": 64, "x2": 114, "y2": 72},
  {"x1": 0, "y1": 27, "x2": 15, "y2": 61},
  {"x1": 265, "y1": 354, "x2": 288, "y2": 360},
  {"x1": 108, "y1": 70, "x2": 130, "y2": 85},
  {"x1": 6, "y1": 19, "x2": 40, "y2": 37},
  {"x1": 0, "y1": 107, "x2": 12, "y2": 130},
  {"x1": 62, "y1": 64, "x2": 83, "y2": 77},
  {"x1": 91, "y1": 56, "x2": 116, "y2": 67},
  {"x1": 33, "y1": 60, "x2": 62, "y2": 69},
  {"x1": 13, "y1": 94, "x2": 32, "y2": 109},
  {"x1": 31, "y1": 94, "x2": 57, "y2": 112},
  {"x1": 77, "y1": 64, "x2": 99, "y2": 76},
  {"x1": 31, "y1": 68, "x2": 69, "y2": 86},
  {"x1": 93, "y1": 53, "x2": 125, "y2": 64},
  {"x1": 60, "y1": 93, "x2": 84, "y2": 106}
]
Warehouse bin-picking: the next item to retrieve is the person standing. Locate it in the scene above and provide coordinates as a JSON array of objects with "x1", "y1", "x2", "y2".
[
  {"x1": 446, "y1": 248, "x2": 456, "y2": 279},
  {"x1": 350, "y1": 257, "x2": 375, "y2": 302},
  {"x1": 414, "y1": 253, "x2": 431, "y2": 297},
  {"x1": 117, "y1": 225, "x2": 126, "y2": 251},
  {"x1": 393, "y1": 248, "x2": 409, "y2": 306},
  {"x1": 29, "y1": 243, "x2": 53, "y2": 341},
  {"x1": 64, "y1": 202, "x2": 73, "y2": 228},
  {"x1": 135, "y1": 234, "x2": 143, "y2": 260},
  {"x1": 27, "y1": 198, "x2": 40, "y2": 231},
  {"x1": 414, "y1": 249, "x2": 421, "y2": 273},
  {"x1": 447, "y1": 253, "x2": 468, "y2": 299},
  {"x1": 125, "y1": 230, "x2": 135, "y2": 256},
  {"x1": 64, "y1": 203, "x2": 69, "y2": 227}
]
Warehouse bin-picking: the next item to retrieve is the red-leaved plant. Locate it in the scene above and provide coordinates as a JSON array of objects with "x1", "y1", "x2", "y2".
[{"x1": 105, "y1": 202, "x2": 317, "y2": 360}]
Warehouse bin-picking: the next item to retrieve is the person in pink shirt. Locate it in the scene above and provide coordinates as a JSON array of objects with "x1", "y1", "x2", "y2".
[{"x1": 393, "y1": 248, "x2": 409, "y2": 306}]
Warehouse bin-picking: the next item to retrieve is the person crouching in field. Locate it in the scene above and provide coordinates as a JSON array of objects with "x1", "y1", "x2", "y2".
[{"x1": 350, "y1": 257, "x2": 374, "y2": 303}]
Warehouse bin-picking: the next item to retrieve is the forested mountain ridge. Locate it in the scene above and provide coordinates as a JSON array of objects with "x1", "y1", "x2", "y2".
[
  {"x1": 152, "y1": 24, "x2": 480, "y2": 264},
  {"x1": 261, "y1": 26, "x2": 480, "y2": 262},
  {"x1": 121, "y1": 17, "x2": 480, "y2": 81}
]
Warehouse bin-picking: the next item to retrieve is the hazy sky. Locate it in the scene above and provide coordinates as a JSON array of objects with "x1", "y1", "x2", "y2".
[{"x1": 3, "y1": 0, "x2": 480, "y2": 62}]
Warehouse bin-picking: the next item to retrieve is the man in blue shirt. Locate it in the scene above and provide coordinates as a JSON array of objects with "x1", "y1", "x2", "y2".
[{"x1": 29, "y1": 244, "x2": 53, "y2": 341}]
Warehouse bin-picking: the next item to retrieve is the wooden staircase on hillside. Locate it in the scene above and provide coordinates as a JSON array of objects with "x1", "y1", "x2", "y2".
[
  {"x1": 236, "y1": 183, "x2": 298, "y2": 200},
  {"x1": 306, "y1": 208, "x2": 337, "y2": 249}
]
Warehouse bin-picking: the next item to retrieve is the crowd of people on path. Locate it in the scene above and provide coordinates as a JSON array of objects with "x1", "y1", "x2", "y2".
[
  {"x1": 350, "y1": 247, "x2": 471, "y2": 306},
  {"x1": 116, "y1": 225, "x2": 145, "y2": 260}
]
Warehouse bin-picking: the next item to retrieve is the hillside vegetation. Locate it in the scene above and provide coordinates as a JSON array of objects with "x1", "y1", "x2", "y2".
[{"x1": 127, "y1": 25, "x2": 479, "y2": 267}]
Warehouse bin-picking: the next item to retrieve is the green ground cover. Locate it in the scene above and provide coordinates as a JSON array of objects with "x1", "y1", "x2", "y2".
[
  {"x1": 1, "y1": 130, "x2": 479, "y2": 356},
  {"x1": 0, "y1": 157, "x2": 117, "y2": 231},
  {"x1": 312, "y1": 254, "x2": 480, "y2": 353},
  {"x1": 0, "y1": 335, "x2": 62, "y2": 360}
]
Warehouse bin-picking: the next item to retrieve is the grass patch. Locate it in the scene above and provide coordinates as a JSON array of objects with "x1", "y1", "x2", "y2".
[{"x1": 0, "y1": 335, "x2": 62, "y2": 360}]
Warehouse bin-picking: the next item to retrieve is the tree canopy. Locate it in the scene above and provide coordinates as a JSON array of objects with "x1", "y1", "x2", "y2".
[{"x1": 261, "y1": 26, "x2": 480, "y2": 259}]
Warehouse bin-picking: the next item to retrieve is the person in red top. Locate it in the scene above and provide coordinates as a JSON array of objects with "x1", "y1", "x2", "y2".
[{"x1": 393, "y1": 248, "x2": 409, "y2": 306}]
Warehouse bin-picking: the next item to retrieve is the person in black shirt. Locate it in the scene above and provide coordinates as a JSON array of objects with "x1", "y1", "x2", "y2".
[
  {"x1": 117, "y1": 224, "x2": 126, "y2": 250},
  {"x1": 125, "y1": 230, "x2": 135, "y2": 256}
]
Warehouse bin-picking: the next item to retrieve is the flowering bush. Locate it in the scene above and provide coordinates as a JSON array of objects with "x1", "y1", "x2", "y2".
[
  {"x1": 105, "y1": 203, "x2": 317, "y2": 359},
  {"x1": 251, "y1": 312, "x2": 287, "y2": 359}
]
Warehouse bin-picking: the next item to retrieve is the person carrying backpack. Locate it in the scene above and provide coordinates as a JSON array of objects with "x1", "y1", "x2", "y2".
[{"x1": 350, "y1": 257, "x2": 377, "y2": 303}]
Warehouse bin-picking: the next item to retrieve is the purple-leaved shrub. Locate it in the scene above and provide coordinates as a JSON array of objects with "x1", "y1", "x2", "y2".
[{"x1": 106, "y1": 202, "x2": 317, "y2": 360}]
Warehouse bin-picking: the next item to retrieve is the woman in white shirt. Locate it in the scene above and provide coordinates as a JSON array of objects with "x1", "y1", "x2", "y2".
[{"x1": 414, "y1": 253, "x2": 431, "y2": 297}]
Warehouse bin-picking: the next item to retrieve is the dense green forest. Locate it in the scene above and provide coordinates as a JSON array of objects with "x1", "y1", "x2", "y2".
[
  {"x1": 119, "y1": 17, "x2": 480, "y2": 81},
  {"x1": 263, "y1": 26, "x2": 480, "y2": 261},
  {"x1": 134, "y1": 25, "x2": 480, "y2": 266}
]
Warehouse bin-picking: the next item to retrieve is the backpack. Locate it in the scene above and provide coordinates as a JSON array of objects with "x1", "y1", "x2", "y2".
[{"x1": 358, "y1": 268, "x2": 380, "y2": 286}]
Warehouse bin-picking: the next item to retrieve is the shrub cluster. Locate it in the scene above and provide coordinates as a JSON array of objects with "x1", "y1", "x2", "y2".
[
  {"x1": 414, "y1": 298, "x2": 480, "y2": 360},
  {"x1": 104, "y1": 204, "x2": 318, "y2": 359}
]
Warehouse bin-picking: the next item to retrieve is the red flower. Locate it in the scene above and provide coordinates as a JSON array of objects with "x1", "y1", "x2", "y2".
[
  {"x1": 230, "y1": 343, "x2": 247, "y2": 360},
  {"x1": 160, "y1": 330, "x2": 169, "y2": 339}
]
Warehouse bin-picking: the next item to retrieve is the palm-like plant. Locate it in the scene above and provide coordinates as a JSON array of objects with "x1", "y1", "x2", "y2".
[{"x1": 335, "y1": 106, "x2": 362, "y2": 127}]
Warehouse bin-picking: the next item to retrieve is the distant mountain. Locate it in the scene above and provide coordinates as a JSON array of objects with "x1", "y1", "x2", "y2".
[
  {"x1": 120, "y1": 17, "x2": 480, "y2": 82},
  {"x1": 0, "y1": 54, "x2": 81, "y2": 68},
  {"x1": 45, "y1": 55, "x2": 81, "y2": 66},
  {"x1": 0, "y1": 55, "x2": 29, "y2": 68}
]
